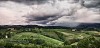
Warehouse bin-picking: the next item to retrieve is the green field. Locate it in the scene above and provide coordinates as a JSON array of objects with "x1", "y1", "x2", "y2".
[{"x1": 0, "y1": 28, "x2": 100, "y2": 48}]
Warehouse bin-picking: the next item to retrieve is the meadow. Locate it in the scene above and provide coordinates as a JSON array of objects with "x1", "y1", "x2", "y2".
[{"x1": 0, "y1": 26, "x2": 100, "y2": 48}]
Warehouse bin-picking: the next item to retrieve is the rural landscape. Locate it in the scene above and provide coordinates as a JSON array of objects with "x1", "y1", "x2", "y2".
[
  {"x1": 0, "y1": 24, "x2": 100, "y2": 48},
  {"x1": 0, "y1": 0, "x2": 100, "y2": 48}
]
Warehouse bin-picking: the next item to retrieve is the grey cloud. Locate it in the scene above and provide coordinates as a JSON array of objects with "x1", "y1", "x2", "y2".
[
  {"x1": 0, "y1": 0, "x2": 100, "y2": 27},
  {"x1": 26, "y1": 15, "x2": 56, "y2": 21},
  {"x1": 0, "y1": 0, "x2": 49, "y2": 5},
  {"x1": 82, "y1": 0, "x2": 100, "y2": 8}
]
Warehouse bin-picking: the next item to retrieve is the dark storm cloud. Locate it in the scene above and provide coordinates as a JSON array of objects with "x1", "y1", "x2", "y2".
[
  {"x1": 82, "y1": 0, "x2": 100, "y2": 8},
  {"x1": 0, "y1": 0, "x2": 48, "y2": 5},
  {"x1": 26, "y1": 15, "x2": 56, "y2": 21}
]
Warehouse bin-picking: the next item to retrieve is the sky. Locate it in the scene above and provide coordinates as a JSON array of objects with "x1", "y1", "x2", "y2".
[{"x1": 0, "y1": 0, "x2": 100, "y2": 27}]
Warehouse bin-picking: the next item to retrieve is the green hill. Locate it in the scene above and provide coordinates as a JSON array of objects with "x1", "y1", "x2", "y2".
[{"x1": 1, "y1": 32, "x2": 63, "y2": 48}]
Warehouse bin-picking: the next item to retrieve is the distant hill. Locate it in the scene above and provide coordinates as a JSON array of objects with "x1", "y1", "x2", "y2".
[
  {"x1": 0, "y1": 25, "x2": 69, "y2": 29},
  {"x1": 76, "y1": 23, "x2": 100, "y2": 28},
  {"x1": 0, "y1": 23, "x2": 100, "y2": 29}
]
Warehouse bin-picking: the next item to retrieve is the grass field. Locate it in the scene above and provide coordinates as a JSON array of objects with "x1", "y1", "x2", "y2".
[{"x1": 0, "y1": 28, "x2": 100, "y2": 48}]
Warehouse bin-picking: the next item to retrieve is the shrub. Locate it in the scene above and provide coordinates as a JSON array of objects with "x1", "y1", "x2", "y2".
[
  {"x1": 33, "y1": 39, "x2": 45, "y2": 45},
  {"x1": 0, "y1": 40, "x2": 6, "y2": 46},
  {"x1": 77, "y1": 36, "x2": 99, "y2": 48}
]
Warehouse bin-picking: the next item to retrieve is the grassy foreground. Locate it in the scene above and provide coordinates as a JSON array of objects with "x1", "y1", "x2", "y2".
[{"x1": 0, "y1": 28, "x2": 100, "y2": 48}]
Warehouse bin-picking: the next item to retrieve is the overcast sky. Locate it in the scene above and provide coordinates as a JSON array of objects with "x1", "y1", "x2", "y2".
[{"x1": 0, "y1": 0, "x2": 100, "y2": 27}]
